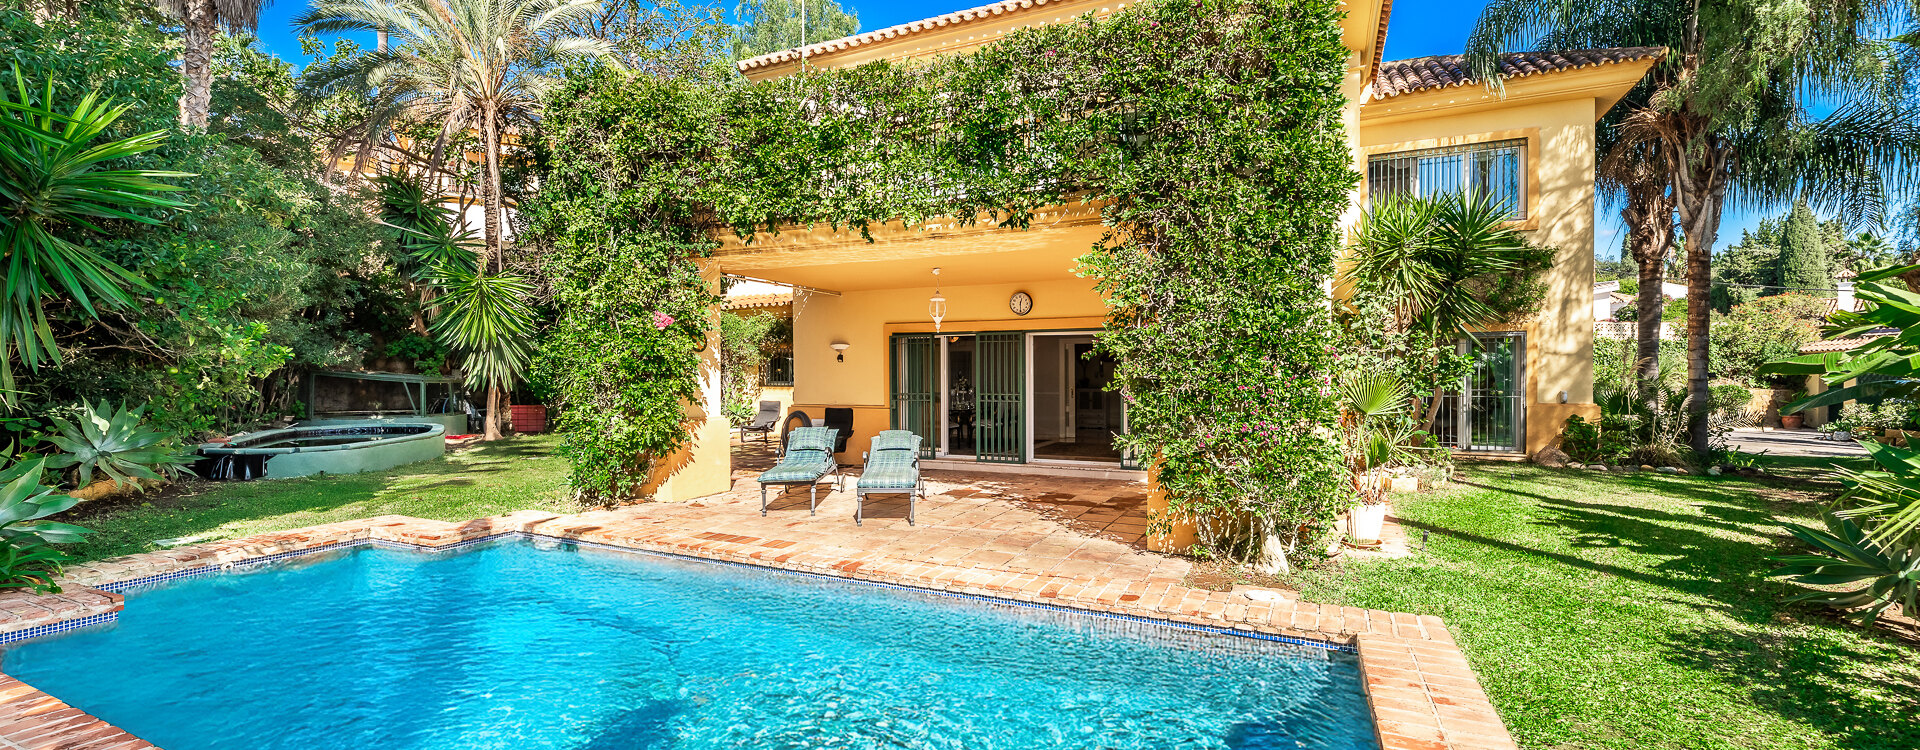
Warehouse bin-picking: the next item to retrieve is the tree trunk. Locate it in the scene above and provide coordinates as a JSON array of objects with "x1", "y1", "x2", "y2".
[
  {"x1": 478, "y1": 102, "x2": 508, "y2": 441},
  {"x1": 1623, "y1": 178, "x2": 1675, "y2": 388},
  {"x1": 484, "y1": 385, "x2": 506, "y2": 441},
  {"x1": 177, "y1": 0, "x2": 215, "y2": 129},
  {"x1": 1672, "y1": 138, "x2": 1732, "y2": 452},
  {"x1": 480, "y1": 103, "x2": 505, "y2": 273}
]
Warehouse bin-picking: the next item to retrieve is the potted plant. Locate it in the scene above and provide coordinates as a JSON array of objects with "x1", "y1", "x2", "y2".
[
  {"x1": 1779, "y1": 391, "x2": 1807, "y2": 430},
  {"x1": 1338, "y1": 369, "x2": 1416, "y2": 546}
]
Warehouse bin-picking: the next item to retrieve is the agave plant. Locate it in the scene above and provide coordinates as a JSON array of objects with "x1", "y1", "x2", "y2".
[
  {"x1": 0, "y1": 539, "x2": 71, "y2": 595},
  {"x1": 42, "y1": 401, "x2": 193, "y2": 488},
  {"x1": 0, "y1": 454, "x2": 93, "y2": 594},
  {"x1": 1769, "y1": 515, "x2": 1920, "y2": 627}
]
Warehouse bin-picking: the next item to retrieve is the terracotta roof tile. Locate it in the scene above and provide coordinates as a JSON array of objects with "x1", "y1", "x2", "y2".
[
  {"x1": 1373, "y1": 47, "x2": 1665, "y2": 99},
  {"x1": 736, "y1": 0, "x2": 1071, "y2": 73},
  {"x1": 1799, "y1": 328, "x2": 1897, "y2": 353}
]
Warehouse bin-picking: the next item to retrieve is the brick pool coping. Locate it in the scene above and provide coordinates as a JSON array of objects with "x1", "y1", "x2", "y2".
[{"x1": 0, "y1": 513, "x2": 1516, "y2": 750}]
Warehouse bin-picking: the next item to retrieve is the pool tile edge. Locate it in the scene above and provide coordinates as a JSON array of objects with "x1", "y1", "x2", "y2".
[{"x1": 2, "y1": 512, "x2": 1516, "y2": 750}]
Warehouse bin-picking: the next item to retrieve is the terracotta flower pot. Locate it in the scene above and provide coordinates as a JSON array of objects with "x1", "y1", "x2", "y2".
[
  {"x1": 510, "y1": 404, "x2": 548, "y2": 434},
  {"x1": 1780, "y1": 414, "x2": 1804, "y2": 430}
]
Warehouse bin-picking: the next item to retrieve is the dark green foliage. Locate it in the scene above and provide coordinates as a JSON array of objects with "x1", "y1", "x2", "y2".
[
  {"x1": 1712, "y1": 219, "x2": 1781, "y2": 310},
  {"x1": 1709, "y1": 293, "x2": 1830, "y2": 387},
  {"x1": 720, "y1": 312, "x2": 779, "y2": 425},
  {"x1": 531, "y1": 0, "x2": 1353, "y2": 558},
  {"x1": 1, "y1": 7, "x2": 403, "y2": 436},
  {"x1": 1557, "y1": 414, "x2": 1631, "y2": 464},
  {"x1": 0, "y1": 68, "x2": 191, "y2": 400},
  {"x1": 1775, "y1": 201, "x2": 1831, "y2": 296}
]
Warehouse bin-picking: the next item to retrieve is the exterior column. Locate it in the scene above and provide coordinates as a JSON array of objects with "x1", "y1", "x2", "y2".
[
  {"x1": 656, "y1": 261, "x2": 734, "y2": 501},
  {"x1": 1144, "y1": 460, "x2": 1198, "y2": 553}
]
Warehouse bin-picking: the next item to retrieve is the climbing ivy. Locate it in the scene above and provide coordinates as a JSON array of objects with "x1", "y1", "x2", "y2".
[{"x1": 529, "y1": 0, "x2": 1354, "y2": 561}]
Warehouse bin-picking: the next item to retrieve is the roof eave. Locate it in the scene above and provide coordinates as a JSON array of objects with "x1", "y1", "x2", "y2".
[{"x1": 1360, "y1": 57, "x2": 1661, "y2": 125}]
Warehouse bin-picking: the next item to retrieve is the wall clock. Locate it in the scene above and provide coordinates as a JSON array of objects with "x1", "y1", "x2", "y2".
[{"x1": 1010, "y1": 291, "x2": 1033, "y2": 316}]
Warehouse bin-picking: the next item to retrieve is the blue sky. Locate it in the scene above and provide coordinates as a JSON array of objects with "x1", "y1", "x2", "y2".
[{"x1": 249, "y1": 0, "x2": 1780, "y2": 259}]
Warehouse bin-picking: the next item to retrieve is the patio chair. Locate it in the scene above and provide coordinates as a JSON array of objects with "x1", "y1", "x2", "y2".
[
  {"x1": 757, "y1": 426, "x2": 842, "y2": 516},
  {"x1": 856, "y1": 430, "x2": 924, "y2": 526},
  {"x1": 824, "y1": 407, "x2": 855, "y2": 453},
  {"x1": 739, "y1": 400, "x2": 781, "y2": 442}
]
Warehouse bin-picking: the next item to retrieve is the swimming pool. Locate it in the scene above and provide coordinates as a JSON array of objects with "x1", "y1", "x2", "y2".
[{"x1": 2, "y1": 539, "x2": 1379, "y2": 749}]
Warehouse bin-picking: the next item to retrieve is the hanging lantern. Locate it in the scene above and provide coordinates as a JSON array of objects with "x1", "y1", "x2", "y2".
[{"x1": 928, "y1": 267, "x2": 947, "y2": 333}]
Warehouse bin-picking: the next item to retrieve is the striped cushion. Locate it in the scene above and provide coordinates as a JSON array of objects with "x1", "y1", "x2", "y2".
[
  {"x1": 759, "y1": 449, "x2": 831, "y2": 483},
  {"x1": 859, "y1": 461, "x2": 919, "y2": 490},
  {"x1": 866, "y1": 449, "x2": 917, "y2": 468},
  {"x1": 786, "y1": 426, "x2": 838, "y2": 454},
  {"x1": 871, "y1": 430, "x2": 922, "y2": 454}
]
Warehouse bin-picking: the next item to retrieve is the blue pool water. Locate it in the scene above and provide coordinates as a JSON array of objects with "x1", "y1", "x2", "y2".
[{"x1": 3, "y1": 539, "x2": 1378, "y2": 749}]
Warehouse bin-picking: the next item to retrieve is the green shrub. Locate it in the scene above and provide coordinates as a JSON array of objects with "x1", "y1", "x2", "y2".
[{"x1": 1709, "y1": 293, "x2": 1830, "y2": 387}]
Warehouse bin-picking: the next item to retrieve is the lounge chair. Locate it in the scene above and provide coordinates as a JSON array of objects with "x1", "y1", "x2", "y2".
[
  {"x1": 757, "y1": 426, "x2": 842, "y2": 516},
  {"x1": 856, "y1": 430, "x2": 924, "y2": 526},
  {"x1": 824, "y1": 407, "x2": 855, "y2": 453},
  {"x1": 739, "y1": 400, "x2": 781, "y2": 442}
]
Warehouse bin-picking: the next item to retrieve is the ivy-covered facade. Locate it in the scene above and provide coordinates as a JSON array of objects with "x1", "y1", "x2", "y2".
[{"x1": 530, "y1": 0, "x2": 1657, "y2": 556}]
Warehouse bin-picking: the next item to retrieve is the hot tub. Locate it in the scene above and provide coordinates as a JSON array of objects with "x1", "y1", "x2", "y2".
[{"x1": 193, "y1": 422, "x2": 447, "y2": 480}]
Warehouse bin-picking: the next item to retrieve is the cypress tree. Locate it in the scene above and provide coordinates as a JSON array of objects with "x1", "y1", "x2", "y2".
[{"x1": 1775, "y1": 200, "x2": 1831, "y2": 296}]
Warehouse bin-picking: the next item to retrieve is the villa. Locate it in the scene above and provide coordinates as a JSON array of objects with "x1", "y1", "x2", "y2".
[{"x1": 664, "y1": 0, "x2": 1662, "y2": 549}]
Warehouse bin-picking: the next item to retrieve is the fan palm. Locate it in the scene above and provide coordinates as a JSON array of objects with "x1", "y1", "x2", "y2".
[
  {"x1": 1470, "y1": 0, "x2": 1920, "y2": 451},
  {"x1": 296, "y1": 0, "x2": 617, "y2": 272},
  {"x1": 1336, "y1": 369, "x2": 1417, "y2": 505},
  {"x1": 154, "y1": 0, "x2": 274, "y2": 128},
  {"x1": 0, "y1": 69, "x2": 190, "y2": 404}
]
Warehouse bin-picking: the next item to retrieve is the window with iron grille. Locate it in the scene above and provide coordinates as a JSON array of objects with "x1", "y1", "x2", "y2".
[
  {"x1": 761, "y1": 346, "x2": 793, "y2": 387},
  {"x1": 1367, "y1": 138, "x2": 1527, "y2": 219}
]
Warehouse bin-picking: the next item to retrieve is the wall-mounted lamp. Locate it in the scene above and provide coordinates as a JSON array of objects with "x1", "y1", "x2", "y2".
[
  {"x1": 1558, "y1": 390, "x2": 1568, "y2": 404},
  {"x1": 831, "y1": 342, "x2": 850, "y2": 362},
  {"x1": 928, "y1": 267, "x2": 946, "y2": 333}
]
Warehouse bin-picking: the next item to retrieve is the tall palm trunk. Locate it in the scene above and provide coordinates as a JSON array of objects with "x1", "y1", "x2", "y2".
[
  {"x1": 177, "y1": 0, "x2": 215, "y2": 129},
  {"x1": 1622, "y1": 177, "x2": 1674, "y2": 386},
  {"x1": 479, "y1": 102, "x2": 508, "y2": 441},
  {"x1": 1669, "y1": 128, "x2": 1734, "y2": 452}
]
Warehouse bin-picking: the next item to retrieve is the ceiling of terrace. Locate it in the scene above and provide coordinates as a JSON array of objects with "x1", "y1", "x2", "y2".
[{"x1": 710, "y1": 202, "x2": 1109, "y2": 292}]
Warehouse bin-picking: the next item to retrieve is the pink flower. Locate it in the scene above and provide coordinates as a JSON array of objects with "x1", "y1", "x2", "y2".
[{"x1": 652, "y1": 311, "x2": 675, "y2": 330}]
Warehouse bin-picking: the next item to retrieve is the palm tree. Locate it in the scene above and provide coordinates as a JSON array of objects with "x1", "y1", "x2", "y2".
[
  {"x1": 298, "y1": 0, "x2": 612, "y2": 439},
  {"x1": 296, "y1": 0, "x2": 615, "y2": 271},
  {"x1": 1470, "y1": 0, "x2": 1920, "y2": 450},
  {"x1": 155, "y1": 0, "x2": 273, "y2": 129},
  {"x1": 0, "y1": 70, "x2": 189, "y2": 404}
]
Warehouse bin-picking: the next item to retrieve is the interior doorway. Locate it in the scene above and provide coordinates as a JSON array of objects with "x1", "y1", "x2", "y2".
[{"x1": 1029, "y1": 333, "x2": 1123, "y2": 463}]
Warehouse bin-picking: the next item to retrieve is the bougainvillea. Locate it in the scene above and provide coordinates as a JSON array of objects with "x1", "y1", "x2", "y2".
[{"x1": 529, "y1": 0, "x2": 1353, "y2": 560}]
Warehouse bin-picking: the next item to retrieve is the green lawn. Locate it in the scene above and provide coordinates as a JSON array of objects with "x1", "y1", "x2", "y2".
[
  {"x1": 68, "y1": 436, "x2": 573, "y2": 563},
  {"x1": 59, "y1": 438, "x2": 1918, "y2": 749},
  {"x1": 1277, "y1": 460, "x2": 1919, "y2": 750}
]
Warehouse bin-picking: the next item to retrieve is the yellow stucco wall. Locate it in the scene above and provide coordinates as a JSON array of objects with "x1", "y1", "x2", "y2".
[
  {"x1": 785, "y1": 276, "x2": 1108, "y2": 461},
  {"x1": 1357, "y1": 96, "x2": 1606, "y2": 453}
]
